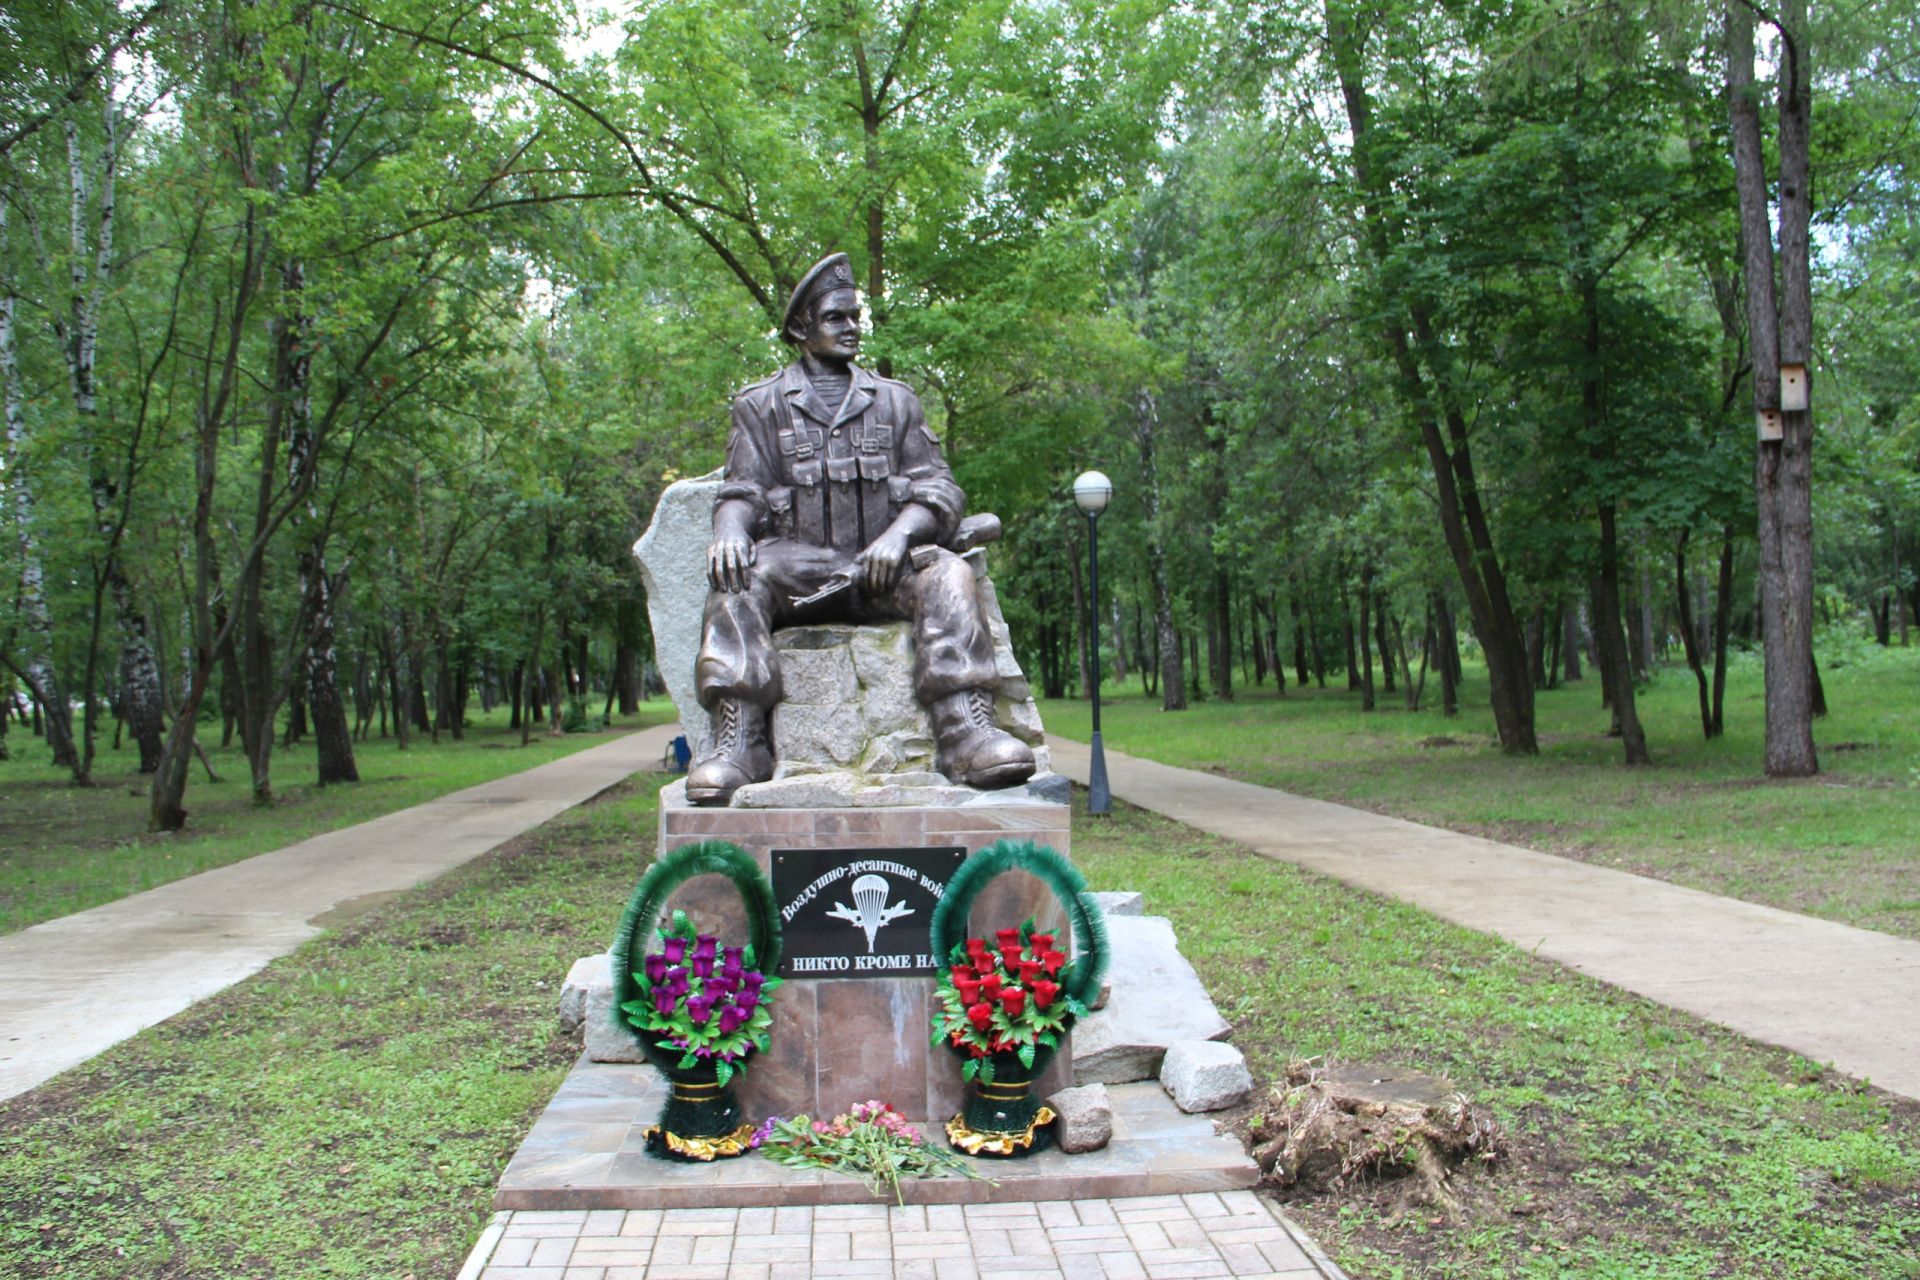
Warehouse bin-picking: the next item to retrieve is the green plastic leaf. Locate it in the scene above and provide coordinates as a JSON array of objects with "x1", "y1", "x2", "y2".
[
  {"x1": 1018, "y1": 1042, "x2": 1036, "y2": 1070},
  {"x1": 716, "y1": 1059, "x2": 735, "y2": 1088}
]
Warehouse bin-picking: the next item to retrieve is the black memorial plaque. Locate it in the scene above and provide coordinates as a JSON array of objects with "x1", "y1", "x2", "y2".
[{"x1": 772, "y1": 846, "x2": 965, "y2": 979}]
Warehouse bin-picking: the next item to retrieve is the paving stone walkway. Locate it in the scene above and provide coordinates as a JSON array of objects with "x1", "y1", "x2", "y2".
[
  {"x1": 0, "y1": 725, "x2": 675, "y2": 1101},
  {"x1": 460, "y1": 1193, "x2": 1347, "y2": 1280},
  {"x1": 1047, "y1": 734, "x2": 1920, "y2": 1102}
]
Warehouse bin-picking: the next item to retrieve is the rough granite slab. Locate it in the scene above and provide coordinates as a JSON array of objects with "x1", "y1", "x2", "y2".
[{"x1": 1072, "y1": 916, "x2": 1232, "y2": 1085}]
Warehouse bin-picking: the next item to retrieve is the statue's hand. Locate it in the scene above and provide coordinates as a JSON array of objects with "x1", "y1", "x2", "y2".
[
  {"x1": 708, "y1": 532, "x2": 756, "y2": 593},
  {"x1": 856, "y1": 530, "x2": 910, "y2": 595}
]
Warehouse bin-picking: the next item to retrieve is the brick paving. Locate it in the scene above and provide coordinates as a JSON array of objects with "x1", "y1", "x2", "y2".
[{"x1": 459, "y1": 1193, "x2": 1347, "y2": 1280}]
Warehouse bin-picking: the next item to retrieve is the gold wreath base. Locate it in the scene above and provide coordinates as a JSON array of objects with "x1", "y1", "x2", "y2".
[
  {"x1": 944, "y1": 1106, "x2": 1057, "y2": 1156},
  {"x1": 641, "y1": 1123, "x2": 757, "y2": 1162}
]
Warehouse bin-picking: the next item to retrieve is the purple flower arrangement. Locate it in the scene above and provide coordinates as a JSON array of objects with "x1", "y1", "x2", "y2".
[{"x1": 620, "y1": 910, "x2": 781, "y2": 1085}]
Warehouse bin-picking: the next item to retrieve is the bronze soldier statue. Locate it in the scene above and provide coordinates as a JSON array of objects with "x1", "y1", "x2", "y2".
[{"x1": 688, "y1": 252, "x2": 1037, "y2": 805}]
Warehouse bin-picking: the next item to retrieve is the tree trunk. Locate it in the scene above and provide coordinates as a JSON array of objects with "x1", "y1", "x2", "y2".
[
  {"x1": 1562, "y1": 601, "x2": 1584, "y2": 682},
  {"x1": 1295, "y1": 610, "x2": 1311, "y2": 688},
  {"x1": 1213, "y1": 570, "x2": 1233, "y2": 702},
  {"x1": 1411, "y1": 605, "x2": 1432, "y2": 712},
  {"x1": 1358, "y1": 567, "x2": 1376, "y2": 711},
  {"x1": 1627, "y1": 567, "x2": 1651, "y2": 682},
  {"x1": 1330, "y1": 6, "x2": 1537, "y2": 754},
  {"x1": 1135, "y1": 390, "x2": 1185, "y2": 711},
  {"x1": 1435, "y1": 593, "x2": 1459, "y2": 717},
  {"x1": 1544, "y1": 605, "x2": 1563, "y2": 690},
  {"x1": 1729, "y1": 0, "x2": 1818, "y2": 777},
  {"x1": 1394, "y1": 613, "x2": 1417, "y2": 710},
  {"x1": 1, "y1": 218, "x2": 82, "y2": 776},
  {"x1": 302, "y1": 552, "x2": 358, "y2": 784},
  {"x1": 1676, "y1": 530, "x2": 1714, "y2": 739},
  {"x1": 1526, "y1": 606, "x2": 1546, "y2": 690},
  {"x1": 1376, "y1": 593, "x2": 1396, "y2": 694},
  {"x1": 1343, "y1": 582, "x2": 1360, "y2": 691},
  {"x1": 1594, "y1": 505, "x2": 1650, "y2": 763}
]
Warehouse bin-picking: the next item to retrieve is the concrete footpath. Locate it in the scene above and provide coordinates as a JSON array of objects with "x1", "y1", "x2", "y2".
[
  {"x1": 1048, "y1": 735, "x2": 1920, "y2": 1103},
  {"x1": 0, "y1": 725, "x2": 675, "y2": 1102}
]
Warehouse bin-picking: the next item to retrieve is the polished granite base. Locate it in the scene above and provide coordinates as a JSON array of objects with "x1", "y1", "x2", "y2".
[{"x1": 496, "y1": 1055, "x2": 1259, "y2": 1209}]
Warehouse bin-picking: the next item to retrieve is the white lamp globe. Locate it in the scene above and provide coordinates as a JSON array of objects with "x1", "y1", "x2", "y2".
[{"x1": 1072, "y1": 470, "x2": 1113, "y2": 516}]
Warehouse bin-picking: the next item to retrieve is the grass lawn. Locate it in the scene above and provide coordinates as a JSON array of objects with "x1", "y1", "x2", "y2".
[
  {"x1": 1044, "y1": 638, "x2": 1920, "y2": 940},
  {"x1": 0, "y1": 702, "x2": 674, "y2": 936},
  {"x1": 0, "y1": 773, "x2": 668, "y2": 1280},
  {"x1": 1069, "y1": 794, "x2": 1920, "y2": 1280},
  {"x1": 2, "y1": 781, "x2": 1915, "y2": 1278}
]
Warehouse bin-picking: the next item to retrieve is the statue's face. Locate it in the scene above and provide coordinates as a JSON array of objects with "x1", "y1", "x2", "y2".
[{"x1": 793, "y1": 287, "x2": 861, "y2": 364}]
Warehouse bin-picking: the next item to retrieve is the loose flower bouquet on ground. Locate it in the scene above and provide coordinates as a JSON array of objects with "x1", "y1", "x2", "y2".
[
  {"x1": 757, "y1": 1101, "x2": 985, "y2": 1203},
  {"x1": 931, "y1": 922, "x2": 1088, "y2": 1084},
  {"x1": 621, "y1": 909, "x2": 781, "y2": 1088}
]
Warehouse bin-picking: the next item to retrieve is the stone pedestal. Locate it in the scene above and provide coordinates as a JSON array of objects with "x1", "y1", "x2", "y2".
[{"x1": 653, "y1": 779, "x2": 1073, "y2": 1123}]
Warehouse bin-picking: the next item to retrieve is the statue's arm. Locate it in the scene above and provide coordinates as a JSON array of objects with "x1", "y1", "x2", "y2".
[
  {"x1": 894, "y1": 392, "x2": 965, "y2": 543},
  {"x1": 710, "y1": 397, "x2": 774, "y2": 593},
  {"x1": 856, "y1": 389, "x2": 953, "y2": 593}
]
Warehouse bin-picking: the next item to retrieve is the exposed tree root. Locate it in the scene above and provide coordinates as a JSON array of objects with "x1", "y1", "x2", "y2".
[{"x1": 1249, "y1": 1059, "x2": 1505, "y2": 1218}]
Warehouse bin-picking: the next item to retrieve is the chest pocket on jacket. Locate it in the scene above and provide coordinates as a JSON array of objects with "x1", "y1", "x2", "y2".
[{"x1": 777, "y1": 425, "x2": 820, "y2": 460}]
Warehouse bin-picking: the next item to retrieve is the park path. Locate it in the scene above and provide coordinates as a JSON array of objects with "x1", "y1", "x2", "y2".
[
  {"x1": 1047, "y1": 735, "x2": 1920, "y2": 1103},
  {"x1": 0, "y1": 725, "x2": 676, "y2": 1103}
]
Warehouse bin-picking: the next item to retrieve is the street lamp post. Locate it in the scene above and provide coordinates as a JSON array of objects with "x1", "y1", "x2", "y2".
[{"x1": 1072, "y1": 470, "x2": 1113, "y2": 815}]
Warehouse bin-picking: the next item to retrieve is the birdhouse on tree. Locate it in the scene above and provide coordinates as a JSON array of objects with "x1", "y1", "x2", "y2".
[{"x1": 1780, "y1": 363, "x2": 1809, "y2": 412}]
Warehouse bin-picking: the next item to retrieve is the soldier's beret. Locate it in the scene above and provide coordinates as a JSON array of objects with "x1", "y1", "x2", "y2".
[{"x1": 781, "y1": 252, "x2": 856, "y2": 342}]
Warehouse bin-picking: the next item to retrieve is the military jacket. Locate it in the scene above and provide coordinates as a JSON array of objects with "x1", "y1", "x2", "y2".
[{"x1": 717, "y1": 361, "x2": 966, "y2": 557}]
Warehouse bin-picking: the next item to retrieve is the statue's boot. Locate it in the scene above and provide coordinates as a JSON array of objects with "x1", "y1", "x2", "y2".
[
  {"x1": 930, "y1": 688, "x2": 1036, "y2": 790},
  {"x1": 686, "y1": 699, "x2": 773, "y2": 805}
]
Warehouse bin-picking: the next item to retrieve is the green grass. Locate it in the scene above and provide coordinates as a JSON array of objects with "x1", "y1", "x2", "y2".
[
  {"x1": 1069, "y1": 794, "x2": 1920, "y2": 1280},
  {"x1": 0, "y1": 775, "x2": 667, "y2": 1280},
  {"x1": 0, "y1": 703, "x2": 674, "y2": 936},
  {"x1": 6, "y1": 784, "x2": 1915, "y2": 1279},
  {"x1": 1045, "y1": 638, "x2": 1920, "y2": 939},
  {"x1": 2, "y1": 775, "x2": 1914, "y2": 1278}
]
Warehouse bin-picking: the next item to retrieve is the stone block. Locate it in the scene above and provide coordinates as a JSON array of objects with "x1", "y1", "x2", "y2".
[
  {"x1": 779, "y1": 645, "x2": 858, "y2": 704},
  {"x1": 768, "y1": 700, "x2": 869, "y2": 767},
  {"x1": 1089, "y1": 891, "x2": 1145, "y2": 918},
  {"x1": 733, "y1": 772, "x2": 860, "y2": 809},
  {"x1": 1160, "y1": 1041, "x2": 1253, "y2": 1113},
  {"x1": 1047, "y1": 1083, "x2": 1113, "y2": 1153},
  {"x1": 1073, "y1": 916, "x2": 1231, "y2": 1085},
  {"x1": 560, "y1": 953, "x2": 607, "y2": 1034},
  {"x1": 657, "y1": 788, "x2": 1073, "y2": 1120},
  {"x1": 633, "y1": 469, "x2": 724, "y2": 757},
  {"x1": 585, "y1": 969, "x2": 646, "y2": 1065}
]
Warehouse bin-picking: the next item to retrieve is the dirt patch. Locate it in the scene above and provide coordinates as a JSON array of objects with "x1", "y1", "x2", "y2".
[
  {"x1": 1417, "y1": 736, "x2": 1467, "y2": 749},
  {"x1": 409, "y1": 924, "x2": 471, "y2": 951}
]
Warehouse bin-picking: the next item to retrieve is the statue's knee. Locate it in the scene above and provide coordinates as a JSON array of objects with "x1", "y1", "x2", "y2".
[{"x1": 916, "y1": 547, "x2": 975, "y2": 594}]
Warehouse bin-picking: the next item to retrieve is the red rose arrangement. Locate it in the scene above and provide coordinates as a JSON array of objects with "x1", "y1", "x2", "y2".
[{"x1": 930, "y1": 922, "x2": 1088, "y2": 1084}]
